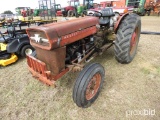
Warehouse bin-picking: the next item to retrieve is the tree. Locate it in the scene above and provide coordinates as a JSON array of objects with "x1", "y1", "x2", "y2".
[{"x1": 3, "y1": 10, "x2": 13, "y2": 14}]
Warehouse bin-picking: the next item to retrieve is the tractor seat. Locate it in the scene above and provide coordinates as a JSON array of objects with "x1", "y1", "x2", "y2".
[
  {"x1": 94, "y1": 8, "x2": 115, "y2": 17},
  {"x1": 100, "y1": 8, "x2": 115, "y2": 17},
  {"x1": 94, "y1": 8, "x2": 115, "y2": 25},
  {"x1": 7, "y1": 26, "x2": 16, "y2": 38},
  {"x1": 0, "y1": 26, "x2": 16, "y2": 43}
]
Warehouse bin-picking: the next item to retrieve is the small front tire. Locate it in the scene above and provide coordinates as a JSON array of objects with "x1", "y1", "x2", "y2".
[{"x1": 73, "y1": 63, "x2": 105, "y2": 108}]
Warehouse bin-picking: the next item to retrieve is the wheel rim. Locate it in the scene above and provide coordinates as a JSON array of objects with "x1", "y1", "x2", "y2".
[
  {"x1": 25, "y1": 48, "x2": 33, "y2": 55},
  {"x1": 86, "y1": 73, "x2": 101, "y2": 100},
  {"x1": 130, "y1": 27, "x2": 138, "y2": 56}
]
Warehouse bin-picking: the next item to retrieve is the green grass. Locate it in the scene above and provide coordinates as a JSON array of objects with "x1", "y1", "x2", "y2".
[{"x1": 141, "y1": 68, "x2": 150, "y2": 74}]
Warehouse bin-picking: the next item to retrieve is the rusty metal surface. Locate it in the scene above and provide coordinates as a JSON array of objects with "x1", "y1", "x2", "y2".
[
  {"x1": 27, "y1": 52, "x2": 69, "y2": 86},
  {"x1": 60, "y1": 26, "x2": 97, "y2": 46},
  {"x1": 53, "y1": 68, "x2": 69, "y2": 81},
  {"x1": 35, "y1": 46, "x2": 66, "y2": 75},
  {"x1": 153, "y1": 3, "x2": 160, "y2": 15},
  {"x1": 50, "y1": 16, "x2": 99, "y2": 37},
  {"x1": 27, "y1": 55, "x2": 47, "y2": 77},
  {"x1": 26, "y1": 17, "x2": 99, "y2": 50},
  {"x1": 27, "y1": 55, "x2": 53, "y2": 85},
  {"x1": 28, "y1": 66, "x2": 54, "y2": 86},
  {"x1": 114, "y1": 13, "x2": 129, "y2": 33}
]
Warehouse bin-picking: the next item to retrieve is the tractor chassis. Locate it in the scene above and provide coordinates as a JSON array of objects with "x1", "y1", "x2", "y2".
[{"x1": 27, "y1": 42, "x2": 114, "y2": 86}]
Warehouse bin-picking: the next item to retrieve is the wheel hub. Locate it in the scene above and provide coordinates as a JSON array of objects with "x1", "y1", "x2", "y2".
[
  {"x1": 25, "y1": 48, "x2": 33, "y2": 55},
  {"x1": 86, "y1": 73, "x2": 101, "y2": 100},
  {"x1": 130, "y1": 28, "x2": 138, "y2": 55}
]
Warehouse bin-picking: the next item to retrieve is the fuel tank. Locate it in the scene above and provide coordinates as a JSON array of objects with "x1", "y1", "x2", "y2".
[{"x1": 26, "y1": 16, "x2": 99, "y2": 50}]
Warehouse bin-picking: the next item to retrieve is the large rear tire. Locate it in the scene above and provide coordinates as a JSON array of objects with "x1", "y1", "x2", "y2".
[
  {"x1": 114, "y1": 13, "x2": 141, "y2": 63},
  {"x1": 68, "y1": 10, "x2": 74, "y2": 17},
  {"x1": 73, "y1": 63, "x2": 105, "y2": 108}
]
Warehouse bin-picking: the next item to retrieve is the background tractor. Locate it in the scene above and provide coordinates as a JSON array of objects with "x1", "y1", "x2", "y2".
[
  {"x1": 86, "y1": 0, "x2": 133, "y2": 19},
  {"x1": 26, "y1": 7, "x2": 141, "y2": 107},
  {"x1": 32, "y1": 0, "x2": 57, "y2": 26},
  {"x1": 15, "y1": 7, "x2": 33, "y2": 18},
  {"x1": 56, "y1": 0, "x2": 94, "y2": 17},
  {"x1": 152, "y1": 0, "x2": 160, "y2": 16},
  {"x1": 14, "y1": 7, "x2": 34, "y2": 24},
  {"x1": 126, "y1": 0, "x2": 155, "y2": 15},
  {"x1": 56, "y1": 0, "x2": 80, "y2": 17}
]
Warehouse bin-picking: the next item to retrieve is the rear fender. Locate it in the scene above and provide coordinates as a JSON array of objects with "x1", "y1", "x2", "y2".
[
  {"x1": 7, "y1": 36, "x2": 30, "y2": 54},
  {"x1": 114, "y1": 13, "x2": 129, "y2": 33}
]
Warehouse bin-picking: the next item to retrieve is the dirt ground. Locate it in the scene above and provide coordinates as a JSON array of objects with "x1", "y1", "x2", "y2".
[{"x1": 0, "y1": 16, "x2": 160, "y2": 120}]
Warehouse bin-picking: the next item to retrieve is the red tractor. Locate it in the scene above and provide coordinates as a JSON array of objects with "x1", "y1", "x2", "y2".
[
  {"x1": 88, "y1": 1, "x2": 131, "y2": 16},
  {"x1": 152, "y1": 0, "x2": 160, "y2": 16},
  {"x1": 26, "y1": 8, "x2": 141, "y2": 107},
  {"x1": 56, "y1": 0, "x2": 79, "y2": 16}
]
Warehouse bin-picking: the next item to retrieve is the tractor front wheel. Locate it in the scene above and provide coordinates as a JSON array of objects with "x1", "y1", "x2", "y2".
[
  {"x1": 73, "y1": 63, "x2": 105, "y2": 108},
  {"x1": 114, "y1": 13, "x2": 141, "y2": 63}
]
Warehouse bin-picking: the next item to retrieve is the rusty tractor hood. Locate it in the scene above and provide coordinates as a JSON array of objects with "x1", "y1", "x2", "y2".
[{"x1": 26, "y1": 16, "x2": 99, "y2": 50}]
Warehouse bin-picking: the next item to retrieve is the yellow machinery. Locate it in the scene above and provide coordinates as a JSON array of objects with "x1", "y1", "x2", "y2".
[
  {"x1": 0, "y1": 43, "x2": 18, "y2": 66},
  {"x1": 33, "y1": 16, "x2": 57, "y2": 25},
  {"x1": 0, "y1": 25, "x2": 34, "y2": 66}
]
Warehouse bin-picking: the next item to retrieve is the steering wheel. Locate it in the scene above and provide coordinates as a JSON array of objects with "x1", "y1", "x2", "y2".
[{"x1": 93, "y1": 11, "x2": 103, "y2": 17}]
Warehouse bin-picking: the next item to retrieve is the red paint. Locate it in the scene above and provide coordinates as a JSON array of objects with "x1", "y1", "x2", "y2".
[
  {"x1": 27, "y1": 55, "x2": 69, "y2": 86},
  {"x1": 86, "y1": 73, "x2": 102, "y2": 100},
  {"x1": 26, "y1": 17, "x2": 99, "y2": 50},
  {"x1": 114, "y1": 13, "x2": 129, "y2": 32},
  {"x1": 60, "y1": 26, "x2": 97, "y2": 47}
]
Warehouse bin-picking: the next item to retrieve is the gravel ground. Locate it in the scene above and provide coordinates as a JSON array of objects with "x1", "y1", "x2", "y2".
[{"x1": 0, "y1": 16, "x2": 160, "y2": 120}]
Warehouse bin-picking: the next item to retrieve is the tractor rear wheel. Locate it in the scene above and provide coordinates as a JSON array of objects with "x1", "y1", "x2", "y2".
[
  {"x1": 73, "y1": 63, "x2": 105, "y2": 108},
  {"x1": 114, "y1": 13, "x2": 141, "y2": 63},
  {"x1": 68, "y1": 10, "x2": 74, "y2": 17}
]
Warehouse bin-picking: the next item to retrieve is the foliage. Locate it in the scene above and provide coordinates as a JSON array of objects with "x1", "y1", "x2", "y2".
[{"x1": 3, "y1": 10, "x2": 13, "y2": 14}]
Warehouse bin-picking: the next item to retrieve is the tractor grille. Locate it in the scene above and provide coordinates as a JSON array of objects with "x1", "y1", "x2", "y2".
[
  {"x1": 26, "y1": 52, "x2": 69, "y2": 86},
  {"x1": 27, "y1": 55, "x2": 47, "y2": 77}
]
